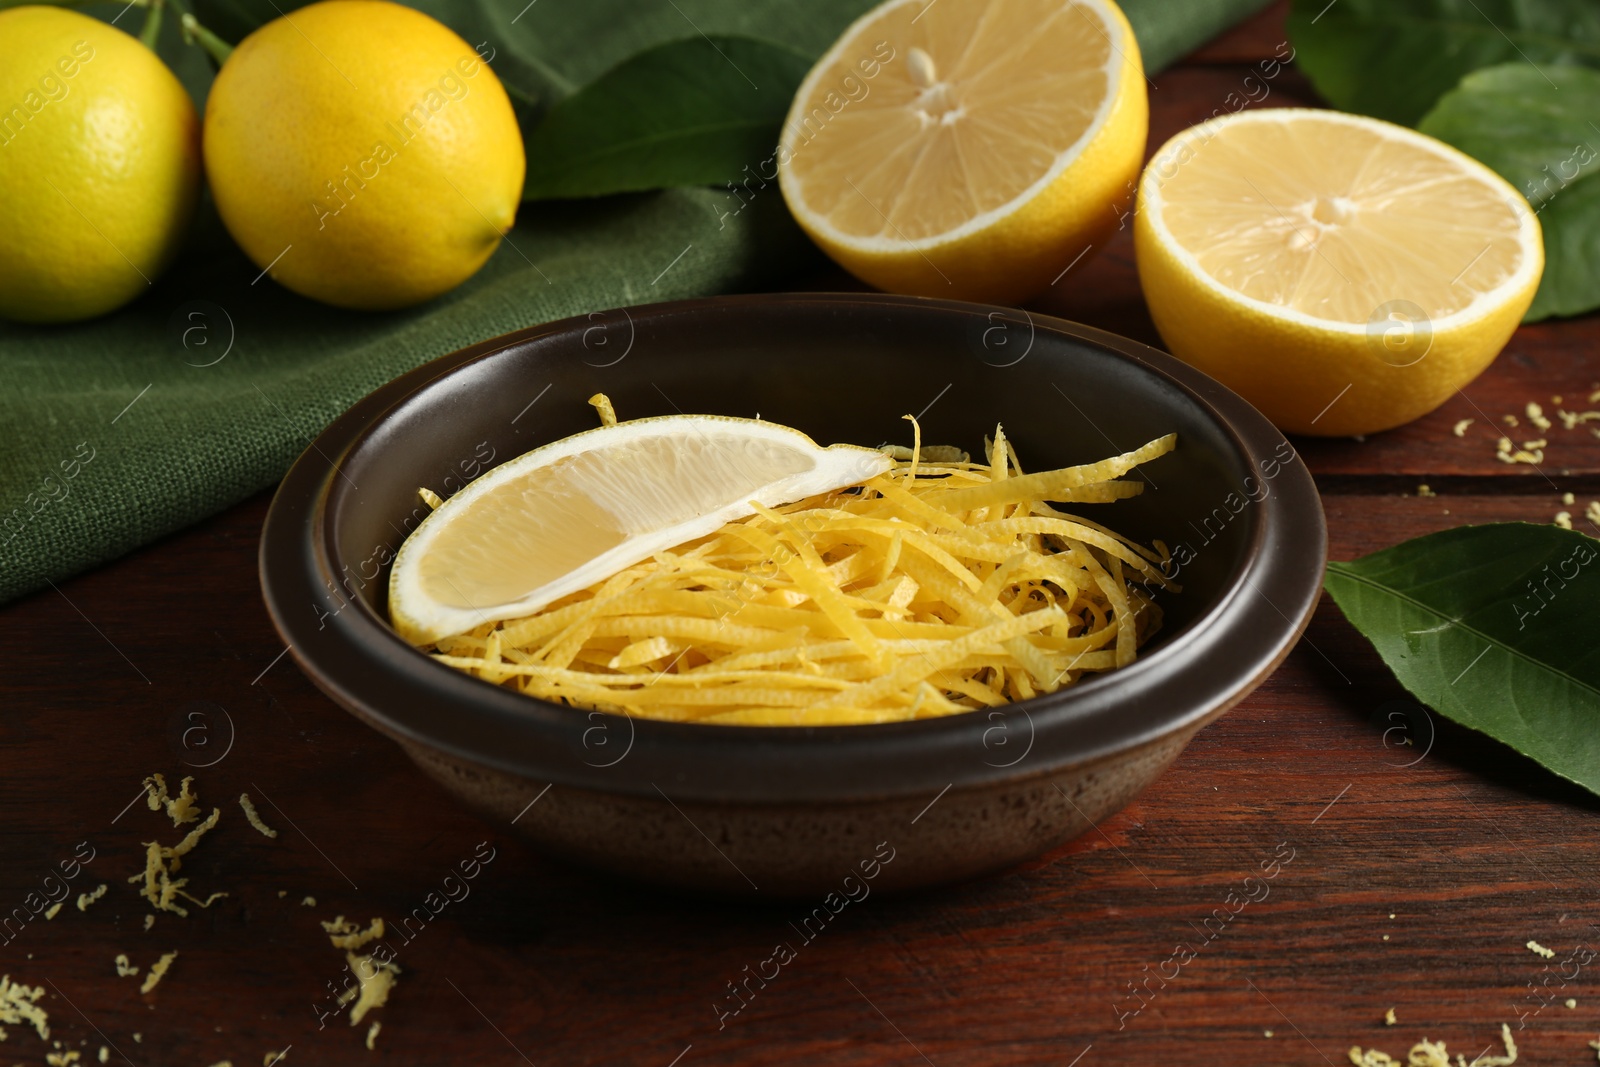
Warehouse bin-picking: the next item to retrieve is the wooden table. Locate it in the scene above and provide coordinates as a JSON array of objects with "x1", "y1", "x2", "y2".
[{"x1": 6, "y1": 5, "x2": 1599, "y2": 1065}]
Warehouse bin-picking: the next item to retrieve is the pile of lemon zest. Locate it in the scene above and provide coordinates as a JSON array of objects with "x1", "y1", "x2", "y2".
[
  {"x1": 427, "y1": 428, "x2": 1173, "y2": 723},
  {"x1": 0, "y1": 974, "x2": 49, "y2": 1040}
]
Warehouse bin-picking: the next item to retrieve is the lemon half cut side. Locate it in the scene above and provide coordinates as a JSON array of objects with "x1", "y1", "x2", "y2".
[
  {"x1": 1135, "y1": 108, "x2": 1543, "y2": 437},
  {"x1": 777, "y1": 0, "x2": 1148, "y2": 303},
  {"x1": 388, "y1": 416, "x2": 893, "y2": 645}
]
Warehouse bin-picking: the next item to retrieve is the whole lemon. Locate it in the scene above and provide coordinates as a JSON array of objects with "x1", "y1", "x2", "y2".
[
  {"x1": 203, "y1": 0, "x2": 525, "y2": 311},
  {"x1": 0, "y1": 7, "x2": 200, "y2": 323}
]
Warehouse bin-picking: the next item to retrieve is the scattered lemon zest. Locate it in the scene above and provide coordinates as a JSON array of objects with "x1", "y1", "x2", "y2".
[
  {"x1": 418, "y1": 487, "x2": 444, "y2": 511},
  {"x1": 1527, "y1": 940, "x2": 1556, "y2": 959},
  {"x1": 76, "y1": 884, "x2": 107, "y2": 912},
  {"x1": 1556, "y1": 512, "x2": 1573, "y2": 530},
  {"x1": 114, "y1": 955, "x2": 139, "y2": 978},
  {"x1": 1349, "y1": 1023, "x2": 1515, "y2": 1067},
  {"x1": 302, "y1": 896, "x2": 316, "y2": 907},
  {"x1": 1452, "y1": 419, "x2": 1473, "y2": 437},
  {"x1": 43, "y1": 902, "x2": 62, "y2": 921},
  {"x1": 366, "y1": 1021, "x2": 381, "y2": 1050},
  {"x1": 1417, "y1": 485, "x2": 1435, "y2": 498},
  {"x1": 128, "y1": 804, "x2": 226, "y2": 916},
  {"x1": 1526, "y1": 402, "x2": 1551, "y2": 432},
  {"x1": 322, "y1": 918, "x2": 399, "y2": 1028},
  {"x1": 322, "y1": 916, "x2": 385, "y2": 952},
  {"x1": 139, "y1": 952, "x2": 177, "y2": 994},
  {"x1": 340, "y1": 954, "x2": 399, "y2": 1026},
  {"x1": 588, "y1": 393, "x2": 618, "y2": 428},
  {"x1": 0, "y1": 974, "x2": 49, "y2": 1040},
  {"x1": 1385, "y1": 1008, "x2": 1397, "y2": 1025},
  {"x1": 143, "y1": 773, "x2": 202, "y2": 826},
  {"x1": 239, "y1": 794, "x2": 278, "y2": 838}
]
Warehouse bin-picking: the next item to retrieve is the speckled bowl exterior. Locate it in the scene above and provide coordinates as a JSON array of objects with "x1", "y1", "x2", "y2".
[{"x1": 259, "y1": 293, "x2": 1326, "y2": 896}]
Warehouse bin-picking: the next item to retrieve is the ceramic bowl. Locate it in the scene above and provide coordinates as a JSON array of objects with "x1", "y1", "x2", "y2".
[{"x1": 259, "y1": 293, "x2": 1326, "y2": 896}]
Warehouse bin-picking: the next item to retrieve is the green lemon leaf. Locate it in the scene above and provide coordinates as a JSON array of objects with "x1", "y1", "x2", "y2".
[
  {"x1": 1418, "y1": 62, "x2": 1600, "y2": 320},
  {"x1": 454, "y1": 0, "x2": 876, "y2": 120},
  {"x1": 513, "y1": 0, "x2": 1277, "y2": 201},
  {"x1": 1324, "y1": 523, "x2": 1600, "y2": 797},
  {"x1": 522, "y1": 36, "x2": 813, "y2": 200},
  {"x1": 1287, "y1": 0, "x2": 1600, "y2": 126}
]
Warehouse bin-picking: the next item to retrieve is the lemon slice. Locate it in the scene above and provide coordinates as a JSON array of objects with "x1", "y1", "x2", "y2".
[
  {"x1": 388, "y1": 416, "x2": 892, "y2": 644},
  {"x1": 1135, "y1": 108, "x2": 1543, "y2": 437},
  {"x1": 778, "y1": 0, "x2": 1147, "y2": 303}
]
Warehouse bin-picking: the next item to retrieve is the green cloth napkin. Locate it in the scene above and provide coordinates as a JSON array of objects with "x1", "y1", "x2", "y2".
[{"x1": 0, "y1": 0, "x2": 1271, "y2": 604}]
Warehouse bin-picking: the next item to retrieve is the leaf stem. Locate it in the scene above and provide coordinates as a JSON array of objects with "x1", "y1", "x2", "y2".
[
  {"x1": 138, "y1": 0, "x2": 164, "y2": 50},
  {"x1": 169, "y1": 0, "x2": 233, "y2": 66}
]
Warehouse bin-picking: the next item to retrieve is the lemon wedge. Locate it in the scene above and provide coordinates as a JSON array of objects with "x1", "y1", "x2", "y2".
[
  {"x1": 388, "y1": 416, "x2": 892, "y2": 644},
  {"x1": 1135, "y1": 108, "x2": 1543, "y2": 437},
  {"x1": 777, "y1": 0, "x2": 1147, "y2": 303}
]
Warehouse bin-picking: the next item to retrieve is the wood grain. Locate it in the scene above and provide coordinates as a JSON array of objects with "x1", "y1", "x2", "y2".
[{"x1": 3, "y1": 7, "x2": 1598, "y2": 1067}]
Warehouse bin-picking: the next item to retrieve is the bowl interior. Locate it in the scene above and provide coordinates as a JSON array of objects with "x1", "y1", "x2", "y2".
[{"x1": 327, "y1": 299, "x2": 1258, "y2": 656}]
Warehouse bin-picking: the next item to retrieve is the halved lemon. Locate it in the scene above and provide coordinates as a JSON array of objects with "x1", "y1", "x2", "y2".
[
  {"x1": 778, "y1": 0, "x2": 1148, "y2": 303},
  {"x1": 1135, "y1": 108, "x2": 1543, "y2": 437},
  {"x1": 388, "y1": 416, "x2": 891, "y2": 644}
]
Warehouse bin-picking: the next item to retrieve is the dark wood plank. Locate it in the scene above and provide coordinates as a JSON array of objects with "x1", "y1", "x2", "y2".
[
  {"x1": 3, "y1": 492, "x2": 1596, "y2": 1067},
  {"x1": 1183, "y1": 0, "x2": 1292, "y2": 65}
]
